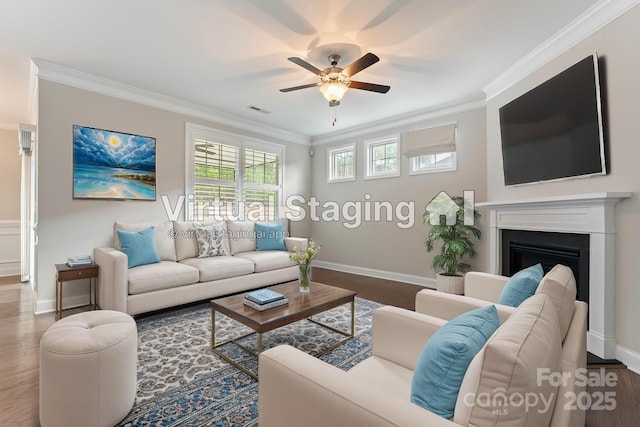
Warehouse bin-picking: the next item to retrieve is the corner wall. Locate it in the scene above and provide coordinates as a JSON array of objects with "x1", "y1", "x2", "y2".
[
  {"x1": 485, "y1": 6, "x2": 640, "y2": 366},
  {"x1": 309, "y1": 107, "x2": 488, "y2": 285},
  {"x1": 35, "y1": 81, "x2": 311, "y2": 311}
]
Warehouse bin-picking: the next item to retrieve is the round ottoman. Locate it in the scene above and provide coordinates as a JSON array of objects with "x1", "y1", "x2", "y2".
[{"x1": 39, "y1": 310, "x2": 137, "y2": 427}]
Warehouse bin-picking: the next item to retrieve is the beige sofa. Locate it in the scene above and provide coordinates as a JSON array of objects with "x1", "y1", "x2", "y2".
[
  {"x1": 258, "y1": 264, "x2": 587, "y2": 427},
  {"x1": 94, "y1": 220, "x2": 305, "y2": 315}
]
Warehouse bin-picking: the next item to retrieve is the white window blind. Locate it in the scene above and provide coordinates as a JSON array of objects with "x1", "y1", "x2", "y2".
[
  {"x1": 186, "y1": 124, "x2": 283, "y2": 221},
  {"x1": 403, "y1": 123, "x2": 457, "y2": 157}
]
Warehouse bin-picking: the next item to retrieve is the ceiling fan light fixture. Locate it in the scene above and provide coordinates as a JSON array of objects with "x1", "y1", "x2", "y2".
[{"x1": 319, "y1": 81, "x2": 348, "y2": 103}]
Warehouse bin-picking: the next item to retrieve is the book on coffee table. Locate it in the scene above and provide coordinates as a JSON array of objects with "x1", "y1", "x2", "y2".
[
  {"x1": 245, "y1": 289, "x2": 286, "y2": 305},
  {"x1": 243, "y1": 297, "x2": 289, "y2": 311}
]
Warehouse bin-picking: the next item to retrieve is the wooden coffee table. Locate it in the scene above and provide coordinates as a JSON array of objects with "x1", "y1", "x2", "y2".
[{"x1": 210, "y1": 281, "x2": 356, "y2": 379}]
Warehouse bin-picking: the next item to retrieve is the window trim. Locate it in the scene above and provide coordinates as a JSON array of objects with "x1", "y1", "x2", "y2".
[
  {"x1": 364, "y1": 134, "x2": 400, "y2": 180},
  {"x1": 409, "y1": 151, "x2": 458, "y2": 175},
  {"x1": 327, "y1": 143, "x2": 356, "y2": 183},
  {"x1": 185, "y1": 123, "x2": 284, "y2": 221}
]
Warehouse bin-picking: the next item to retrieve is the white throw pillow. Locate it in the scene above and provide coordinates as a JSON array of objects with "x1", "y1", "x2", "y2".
[
  {"x1": 194, "y1": 223, "x2": 228, "y2": 257},
  {"x1": 454, "y1": 294, "x2": 562, "y2": 426},
  {"x1": 226, "y1": 221, "x2": 257, "y2": 255},
  {"x1": 173, "y1": 221, "x2": 230, "y2": 261},
  {"x1": 535, "y1": 264, "x2": 577, "y2": 341}
]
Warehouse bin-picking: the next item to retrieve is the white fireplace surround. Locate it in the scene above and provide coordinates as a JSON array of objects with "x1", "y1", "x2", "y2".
[{"x1": 476, "y1": 192, "x2": 632, "y2": 359}]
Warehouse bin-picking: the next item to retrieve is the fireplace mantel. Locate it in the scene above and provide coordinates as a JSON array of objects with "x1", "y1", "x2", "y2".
[{"x1": 477, "y1": 192, "x2": 632, "y2": 359}]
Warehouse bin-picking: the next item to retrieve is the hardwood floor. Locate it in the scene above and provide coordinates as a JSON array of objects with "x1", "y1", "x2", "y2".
[
  {"x1": 1, "y1": 270, "x2": 639, "y2": 426},
  {"x1": 0, "y1": 280, "x2": 55, "y2": 427}
]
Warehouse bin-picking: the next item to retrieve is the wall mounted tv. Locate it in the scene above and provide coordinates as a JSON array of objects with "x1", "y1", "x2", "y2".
[{"x1": 499, "y1": 54, "x2": 606, "y2": 186}]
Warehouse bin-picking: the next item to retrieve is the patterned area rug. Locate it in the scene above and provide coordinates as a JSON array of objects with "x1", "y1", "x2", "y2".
[{"x1": 117, "y1": 297, "x2": 381, "y2": 426}]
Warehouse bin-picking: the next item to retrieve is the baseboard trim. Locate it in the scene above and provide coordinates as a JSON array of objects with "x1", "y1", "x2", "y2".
[
  {"x1": 0, "y1": 261, "x2": 20, "y2": 277},
  {"x1": 34, "y1": 293, "x2": 92, "y2": 315},
  {"x1": 313, "y1": 260, "x2": 436, "y2": 288},
  {"x1": 616, "y1": 344, "x2": 640, "y2": 375}
]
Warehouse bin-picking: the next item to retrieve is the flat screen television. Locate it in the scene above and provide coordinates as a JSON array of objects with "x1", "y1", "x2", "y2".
[{"x1": 499, "y1": 54, "x2": 606, "y2": 186}]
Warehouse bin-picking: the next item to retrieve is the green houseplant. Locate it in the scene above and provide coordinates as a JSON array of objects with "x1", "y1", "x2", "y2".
[{"x1": 423, "y1": 194, "x2": 481, "y2": 294}]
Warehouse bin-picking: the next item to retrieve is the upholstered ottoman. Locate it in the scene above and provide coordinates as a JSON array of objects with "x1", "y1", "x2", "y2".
[{"x1": 39, "y1": 310, "x2": 138, "y2": 427}]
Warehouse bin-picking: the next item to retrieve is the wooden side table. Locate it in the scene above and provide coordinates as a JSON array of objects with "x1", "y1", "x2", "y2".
[{"x1": 55, "y1": 263, "x2": 99, "y2": 320}]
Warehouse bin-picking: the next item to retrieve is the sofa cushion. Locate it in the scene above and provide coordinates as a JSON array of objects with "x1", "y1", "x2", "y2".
[
  {"x1": 234, "y1": 251, "x2": 296, "y2": 273},
  {"x1": 226, "y1": 221, "x2": 257, "y2": 255},
  {"x1": 180, "y1": 256, "x2": 254, "y2": 282},
  {"x1": 116, "y1": 227, "x2": 162, "y2": 269},
  {"x1": 255, "y1": 222, "x2": 287, "y2": 251},
  {"x1": 114, "y1": 221, "x2": 177, "y2": 262},
  {"x1": 454, "y1": 294, "x2": 562, "y2": 427},
  {"x1": 173, "y1": 221, "x2": 230, "y2": 261},
  {"x1": 499, "y1": 263, "x2": 543, "y2": 307},
  {"x1": 128, "y1": 261, "x2": 199, "y2": 295},
  {"x1": 194, "y1": 223, "x2": 229, "y2": 257},
  {"x1": 535, "y1": 264, "x2": 577, "y2": 341},
  {"x1": 410, "y1": 305, "x2": 500, "y2": 419}
]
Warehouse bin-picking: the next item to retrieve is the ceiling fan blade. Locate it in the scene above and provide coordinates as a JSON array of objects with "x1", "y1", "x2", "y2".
[
  {"x1": 342, "y1": 53, "x2": 380, "y2": 77},
  {"x1": 288, "y1": 57, "x2": 324, "y2": 76},
  {"x1": 349, "y1": 81, "x2": 390, "y2": 93},
  {"x1": 280, "y1": 82, "x2": 321, "y2": 92}
]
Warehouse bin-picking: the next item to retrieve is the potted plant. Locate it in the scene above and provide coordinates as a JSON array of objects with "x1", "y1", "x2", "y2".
[{"x1": 423, "y1": 194, "x2": 481, "y2": 294}]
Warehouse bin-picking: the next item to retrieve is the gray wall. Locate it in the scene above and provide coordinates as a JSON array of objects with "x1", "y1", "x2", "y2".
[
  {"x1": 0, "y1": 128, "x2": 20, "y2": 220},
  {"x1": 35, "y1": 81, "x2": 311, "y2": 308},
  {"x1": 486, "y1": 7, "x2": 640, "y2": 355},
  {"x1": 0, "y1": 128, "x2": 21, "y2": 276},
  {"x1": 309, "y1": 107, "x2": 488, "y2": 283}
]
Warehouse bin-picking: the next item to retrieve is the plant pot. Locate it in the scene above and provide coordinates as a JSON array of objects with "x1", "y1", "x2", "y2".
[{"x1": 436, "y1": 273, "x2": 464, "y2": 295}]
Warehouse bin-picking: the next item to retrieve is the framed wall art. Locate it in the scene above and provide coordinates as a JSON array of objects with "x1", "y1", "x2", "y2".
[{"x1": 73, "y1": 125, "x2": 156, "y2": 200}]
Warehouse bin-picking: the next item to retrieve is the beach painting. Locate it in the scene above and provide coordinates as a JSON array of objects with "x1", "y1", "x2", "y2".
[{"x1": 73, "y1": 125, "x2": 156, "y2": 200}]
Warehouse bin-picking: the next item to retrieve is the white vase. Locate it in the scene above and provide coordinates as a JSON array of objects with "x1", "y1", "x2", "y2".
[{"x1": 436, "y1": 273, "x2": 464, "y2": 294}]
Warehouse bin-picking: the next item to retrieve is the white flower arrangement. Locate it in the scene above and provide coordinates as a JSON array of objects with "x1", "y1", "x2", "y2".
[{"x1": 289, "y1": 239, "x2": 320, "y2": 266}]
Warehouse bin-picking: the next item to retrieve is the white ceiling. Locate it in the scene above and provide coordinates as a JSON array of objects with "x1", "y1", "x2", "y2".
[{"x1": 0, "y1": 0, "x2": 601, "y2": 139}]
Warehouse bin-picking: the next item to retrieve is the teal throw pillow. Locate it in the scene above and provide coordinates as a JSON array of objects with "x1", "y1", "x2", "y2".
[
  {"x1": 116, "y1": 226, "x2": 161, "y2": 268},
  {"x1": 410, "y1": 305, "x2": 500, "y2": 418},
  {"x1": 499, "y1": 263, "x2": 544, "y2": 307},
  {"x1": 255, "y1": 222, "x2": 287, "y2": 251}
]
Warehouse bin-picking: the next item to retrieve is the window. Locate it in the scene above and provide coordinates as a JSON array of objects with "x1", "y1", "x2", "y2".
[
  {"x1": 410, "y1": 151, "x2": 457, "y2": 175},
  {"x1": 186, "y1": 124, "x2": 283, "y2": 221},
  {"x1": 365, "y1": 135, "x2": 400, "y2": 179},
  {"x1": 404, "y1": 124, "x2": 457, "y2": 175},
  {"x1": 328, "y1": 144, "x2": 355, "y2": 183}
]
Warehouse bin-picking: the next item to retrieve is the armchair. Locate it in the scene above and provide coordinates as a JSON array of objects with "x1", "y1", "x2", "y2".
[
  {"x1": 259, "y1": 269, "x2": 586, "y2": 426},
  {"x1": 259, "y1": 306, "x2": 458, "y2": 427},
  {"x1": 415, "y1": 264, "x2": 587, "y2": 427}
]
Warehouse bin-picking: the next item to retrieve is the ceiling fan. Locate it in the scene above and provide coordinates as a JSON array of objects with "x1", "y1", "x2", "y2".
[{"x1": 280, "y1": 52, "x2": 390, "y2": 107}]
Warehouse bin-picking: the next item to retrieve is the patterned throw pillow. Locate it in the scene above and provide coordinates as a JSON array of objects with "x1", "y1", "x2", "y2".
[{"x1": 194, "y1": 223, "x2": 228, "y2": 258}]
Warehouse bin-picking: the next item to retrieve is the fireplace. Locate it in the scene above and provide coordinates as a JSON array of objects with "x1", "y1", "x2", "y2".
[
  {"x1": 501, "y1": 230, "x2": 590, "y2": 304},
  {"x1": 476, "y1": 192, "x2": 631, "y2": 359}
]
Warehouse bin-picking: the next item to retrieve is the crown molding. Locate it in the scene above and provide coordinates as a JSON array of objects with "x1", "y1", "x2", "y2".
[
  {"x1": 32, "y1": 59, "x2": 310, "y2": 146},
  {"x1": 483, "y1": 0, "x2": 640, "y2": 100},
  {"x1": 310, "y1": 97, "x2": 486, "y2": 146}
]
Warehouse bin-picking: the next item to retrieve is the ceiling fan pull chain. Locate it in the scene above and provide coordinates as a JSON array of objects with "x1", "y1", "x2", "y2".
[{"x1": 332, "y1": 109, "x2": 337, "y2": 126}]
